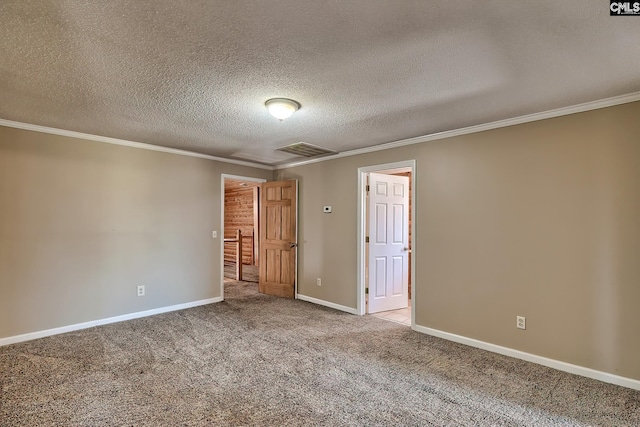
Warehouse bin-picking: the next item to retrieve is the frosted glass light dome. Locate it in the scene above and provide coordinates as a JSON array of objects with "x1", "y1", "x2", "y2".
[{"x1": 265, "y1": 98, "x2": 300, "y2": 120}]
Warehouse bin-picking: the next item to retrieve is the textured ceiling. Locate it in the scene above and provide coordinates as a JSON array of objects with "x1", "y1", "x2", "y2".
[{"x1": 1, "y1": 1, "x2": 639, "y2": 166}]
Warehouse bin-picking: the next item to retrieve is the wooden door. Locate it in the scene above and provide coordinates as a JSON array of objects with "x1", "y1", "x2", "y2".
[
  {"x1": 259, "y1": 180, "x2": 297, "y2": 298},
  {"x1": 367, "y1": 173, "x2": 409, "y2": 313}
]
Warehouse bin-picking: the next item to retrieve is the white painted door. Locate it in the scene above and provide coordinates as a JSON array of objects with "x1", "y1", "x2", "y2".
[{"x1": 367, "y1": 173, "x2": 409, "y2": 313}]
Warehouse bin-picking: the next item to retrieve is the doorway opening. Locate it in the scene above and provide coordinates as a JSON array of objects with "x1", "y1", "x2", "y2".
[
  {"x1": 357, "y1": 160, "x2": 416, "y2": 327},
  {"x1": 220, "y1": 174, "x2": 266, "y2": 300}
]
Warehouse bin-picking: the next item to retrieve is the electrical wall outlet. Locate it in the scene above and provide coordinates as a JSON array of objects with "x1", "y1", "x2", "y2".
[
  {"x1": 516, "y1": 316, "x2": 526, "y2": 330},
  {"x1": 137, "y1": 285, "x2": 145, "y2": 297},
  {"x1": 316, "y1": 278, "x2": 322, "y2": 286}
]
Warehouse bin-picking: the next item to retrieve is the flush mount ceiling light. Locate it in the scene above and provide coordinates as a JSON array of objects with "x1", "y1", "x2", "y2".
[{"x1": 265, "y1": 98, "x2": 300, "y2": 121}]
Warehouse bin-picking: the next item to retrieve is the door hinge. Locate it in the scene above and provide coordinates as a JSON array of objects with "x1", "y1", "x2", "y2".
[
  {"x1": 366, "y1": 185, "x2": 370, "y2": 192},
  {"x1": 365, "y1": 236, "x2": 369, "y2": 243},
  {"x1": 365, "y1": 287, "x2": 369, "y2": 294}
]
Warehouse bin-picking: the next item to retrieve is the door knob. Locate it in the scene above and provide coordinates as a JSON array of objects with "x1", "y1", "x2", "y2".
[
  {"x1": 290, "y1": 242, "x2": 298, "y2": 248},
  {"x1": 403, "y1": 247, "x2": 412, "y2": 253}
]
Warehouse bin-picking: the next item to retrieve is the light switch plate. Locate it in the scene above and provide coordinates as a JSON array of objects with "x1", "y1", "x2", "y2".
[
  {"x1": 323, "y1": 206, "x2": 332, "y2": 213},
  {"x1": 212, "y1": 231, "x2": 217, "y2": 238}
]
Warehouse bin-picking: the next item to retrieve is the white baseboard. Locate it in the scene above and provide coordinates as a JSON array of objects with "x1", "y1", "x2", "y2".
[
  {"x1": 412, "y1": 324, "x2": 640, "y2": 391},
  {"x1": 0, "y1": 297, "x2": 223, "y2": 347},
  {"x1": 297, "y1": 294, "x2": 358, "y2": 315}
]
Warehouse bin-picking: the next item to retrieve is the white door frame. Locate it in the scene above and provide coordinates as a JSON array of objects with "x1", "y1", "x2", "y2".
[
  {"x1": 357, "y1": 160, "x2": 416, "y2": 326},
  {"x1": 220, "y1": 174, "x2": 267, "y2": 301}
]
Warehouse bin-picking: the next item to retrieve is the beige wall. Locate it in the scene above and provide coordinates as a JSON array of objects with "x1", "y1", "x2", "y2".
[
  {"x1": 0, "y1": 126, "x2": 272, "y2": 339},
  {"x1": 277, "y1": 101, "x2": 640, "y2": 380},
  {"x1": 3, "y1": 101, "x2": 639, "y2": 381}
]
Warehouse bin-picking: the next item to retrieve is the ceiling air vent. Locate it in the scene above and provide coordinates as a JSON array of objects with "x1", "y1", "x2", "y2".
[{"x1": 276, "y1": 142, "x2": 336, "y2": 158}]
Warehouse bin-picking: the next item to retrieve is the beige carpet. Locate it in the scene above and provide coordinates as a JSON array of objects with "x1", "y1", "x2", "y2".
[{"x1": 1, "y1": 280, "x2": 639, "y2": 426}]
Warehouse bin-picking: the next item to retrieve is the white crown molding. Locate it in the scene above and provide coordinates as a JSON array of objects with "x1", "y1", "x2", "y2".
[
  {"x1": 413, "y1": 324, "x2": 640, "y2": 391},
  {"x1": 297, "y1": 294, "x2": 359, "y2": 315},
  {"x1": 0, "y1": 297, "x2": 222, "y2": 347},
  {"x1": 275, "y1": 91, "x2": 640, "y2": 169},
  {"x1": 4, "y1": 91, "x2": 640, "y2": 171},
  {"x1": 0, "y1": 119, "x2": 274, "y2": 171}
]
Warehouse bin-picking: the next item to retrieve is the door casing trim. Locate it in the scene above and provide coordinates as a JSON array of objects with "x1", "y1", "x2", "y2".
[
  {"x1": 357, "y1": 160, "x2": 416, "y2": 325},
  {"x1": 220, "y1": 174, "x2": 267, "y2": 301}
]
